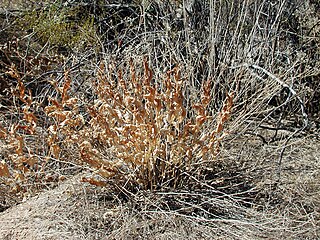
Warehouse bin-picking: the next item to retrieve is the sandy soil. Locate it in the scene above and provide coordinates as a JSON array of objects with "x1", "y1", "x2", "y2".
[{"x1": 0, "y1": 176, "x2": 96, "y2": 240}]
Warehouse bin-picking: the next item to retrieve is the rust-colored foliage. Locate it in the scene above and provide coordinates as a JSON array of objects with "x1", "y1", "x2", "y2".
[
  {"x1": 0, "y1": 66, "x2": 40, "y2": 187},
  {"x1": 0, "y1": 161, "x2": 10, "y2": 177},
  {"x1": 1, "y1": 60, "x2": 234, "y2": 190},
  {"x1": 44, "y1": 59, "x2": 234, "y2": 189},
  {"x1": 81, "y1": 177, "x2": 107, "y2": 187}
]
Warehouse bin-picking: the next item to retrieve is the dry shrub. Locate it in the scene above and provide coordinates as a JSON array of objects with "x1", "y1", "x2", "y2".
[
  {"x1": 0, "y1": 66, "x2": 42, "y2": 196},
  {"x1": 0, "y1": 59, "x2": 234, "y2": 191},
  {"x1": 38, "y1": 58, "x2": 233, "y2": 190}
]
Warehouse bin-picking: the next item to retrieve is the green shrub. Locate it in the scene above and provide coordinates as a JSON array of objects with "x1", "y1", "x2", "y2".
[{"x1": 17, "y1": 2, "x2": 98, "y2": 50}]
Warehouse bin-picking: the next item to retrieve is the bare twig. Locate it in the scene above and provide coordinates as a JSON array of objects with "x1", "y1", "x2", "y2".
[{"x1": 242, "y1": 63, "x2": 309, "y2": 181}]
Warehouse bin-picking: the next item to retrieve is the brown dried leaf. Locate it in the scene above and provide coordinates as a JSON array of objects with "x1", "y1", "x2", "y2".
[
  {"x1": 196, "y1": 115, "x2": 207, "y2": 127},
  {"x1": 0, "y1": 161, "x2": 10, "y2": 177},
  {"x1": 51, "y1": 144, "x2": 60, "y2": 159},
  {"x1": 23, "y1": 111, "x2": 37, "y2": 131},
  {"x1": 6, "y1": 67, "x2": 20, "y2": 80},
  {"x1": 81, "y1": 177, "x2": 107, "y2": 187},
  {"x1": 17, "y1": 79, "x2": 25, "y2": 101},
  {"x1": 64, "y1": 97, "x2": 78, "y2": 107},
  {"x1": 173, "y1": 67, "x2": 181, "y2": 83},
  {"x1": 44, "y1": 105, "x2": 58, "y2": 115},
  {"x1": 201, "y1": 79, "x2": 211, "y2": 107},
  {"x1": 0, "y1": 126, "x2": 7, "y2": 138},
  {"x1": 26, "y1": 156, "x2": 38, "y2": 168},
  {"x1": 144, "y1": 87, "x2": 156, "y2": 103},
  {"x1": 14, "y1": 173, "x2": 25, "y2": 181},
  {"x1": 193, "y1": 104, "x2": 205, "y2": 116},
  {"x1": 62, "y1": 70, "x2": 71, "y2": 102},
  {"x1": 221, "y1": 112, "x2": 230, "y2": 123},
  {"x1": 118, "y1": 69, "x2": 127, "y2": 90},
  {"x1": 154, "y1": 97, "x2": 162, "y2": 113},
  {"x1": 98, "y1": 61, "x2": 106, "y2": 80},
  {"x1": 144, "y1": 58, "x2": 152, "y2": 87},
  {"x1": 216, "y1": 122, "x2": 223, "y2": 134},
  {"x1": 165, "y1": 73, "x2": 172, "y2": 92},
  {"x1": 48, "y1": 111, "x2": 68, "y2": 122},
  {"x1": 130, "y1": 58, "x2": 136, "y2": 83},
  {"x1": 16, "y1": 136, "x2": 24, "y2": 155},
  {"x1": 98, "y1": 169, "x2": 116, "y2": 178}
]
